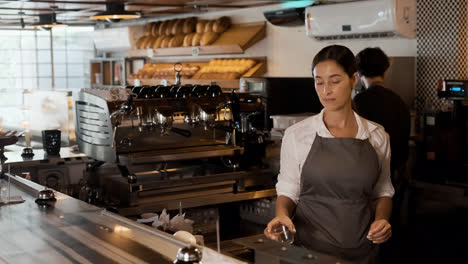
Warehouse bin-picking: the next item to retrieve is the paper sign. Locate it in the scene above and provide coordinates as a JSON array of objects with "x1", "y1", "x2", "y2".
[
  {"x1": 147, "y1": 49, "x2": 154, "y2": 57},
  {"x1": 192, "y1": 47, "x2": 200, "y2": 56}
]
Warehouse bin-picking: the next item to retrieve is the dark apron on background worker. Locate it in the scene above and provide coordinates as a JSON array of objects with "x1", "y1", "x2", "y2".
[{"x1": 294, "y1": 134, "x2": 380, "y2": 264}]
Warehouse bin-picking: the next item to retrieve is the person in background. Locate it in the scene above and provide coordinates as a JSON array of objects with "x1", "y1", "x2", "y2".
[
  {"x1": 354, "y1": 47, "x2": 410, "y2": 208},
  {"x1": 265, "y1": 45, "x2": 394, "y2": 264},
  {"x1": 354, "y1": 47, "x2": 411, "y2": 263}
]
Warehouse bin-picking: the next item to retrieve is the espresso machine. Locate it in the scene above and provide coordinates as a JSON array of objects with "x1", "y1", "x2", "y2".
[{"x1": 74, "y1": 68, "x2": 274, "y2": 216}]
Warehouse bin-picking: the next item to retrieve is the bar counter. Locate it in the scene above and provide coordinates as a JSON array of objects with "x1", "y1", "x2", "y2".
[
  {"x1": 2, "y1": 147, "x2": 87, "y2": 166},
  {"x1": 0, "y1": 174, "x2": 243, "y2": 264}
]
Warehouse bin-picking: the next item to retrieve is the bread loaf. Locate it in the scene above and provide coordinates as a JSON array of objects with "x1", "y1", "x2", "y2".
[
  {"x1": 165, "y1": 19, "x2": 176, "y2": 36},
  {"x1": 183, "y1": 17, "x2": 197, "y2": 34},
  {"x1": 169, "y1": 34, "x2": 185, "y2": 48},
  {"x1": 204, "y1": 20, "x2": 215, "y2": 33},
  {"x1": 153, "y1": 36, "x2": 165, "y2": 49},
  {"x1": 141, "y1": 36, "x2": 154, "y2": 49},
  {"x1": 200, "y1": 32, "x2": 219, "y2": 46},
  {"x1": 213, "y1": 16, "x2": 231, "y2": 33},
  {"x1": 171, "y1": 19, "x2": 184, "y2": 35},
  {"x1": 148, "y1": 22, "x2": 156, "y2": 36},
  {"x1": 196, "y1": 20, "x2": 208, "y2": 33},
  {"x1": 145, "y1": 36, "x2": 158, "y2": 49},
  {"x1": 159, "y1": 20, "x2": 168, "y2": 36},
  {"x1": 183, "y1": 33, "x2": 195, "y2": 47},
  {"x1": 191, "y1": 33, "x2": 203, "y2": 46},
  {"x1": 189, "y1": 66, "x2": 200, "y2": 75},
  {"x1": 160, "y1": 36, "x2": 171, "y2": 48},
  {"x1": 135, "y1": 36, "x2": 147, "y2": 49},
  {"x1": 152, "y1": 22, "x2": 161, "y2": 36},
  {"x1": 144, "y1": 23, "x2": 152, "y2": 36},
  {"x1": 195, "y1": 59, "x2": 255, "y2": 80},
  {"x1": 144, "y1": 67, "x2": 155, "y2": 78}
]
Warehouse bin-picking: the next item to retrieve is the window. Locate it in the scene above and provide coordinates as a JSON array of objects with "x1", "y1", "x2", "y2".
[
  {"x1": 52, "y1": 26, "x2": 94, "y2": 91},
  {"x1": 0, "y1": 27, "x2": 95, "y2": 105},
  {"x1": 0, "y1": 27, "x2": 95, "y2": 136}
]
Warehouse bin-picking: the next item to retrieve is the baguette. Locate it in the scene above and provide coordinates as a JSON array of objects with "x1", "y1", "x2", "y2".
[
  {"x1": 169, "y1": 34, "x2": 185, "y2": 48},
  {"x1": 183, "y1": 33, "x2": 195, "y2": 47},
  {"x1": 200, "y1": 32, "x2": 219, "y2": 46},
  {"x1": 141, "y1": 36, "x2": 154, "y2": 49},
  {"x1": 135, "y1": 36, "x2": 147, "y2": 49},
  {"x1": 204, "y1": 20, "x2": 215, "y2": 33},
  {"x1": 213, "y1": 16, "x2": 231, "y2": 33},
  {"x1": 159, "y1": 20, "x2": 168, "y2": 36},
  {"x1": 149, "y1": 22, "x2": 156, "y2": 36},
  {"x1": 165, "y1": 19, "x2": 177, "y2": 36},
  {"x1": 153, "y1": 36, "x2": 165, "y2": 49},
  {"x1": 183, "y1": 17, "x2": 197, "y2": 34},
  {"x1": 171, "y1": 19, "x2": 184, "y2": 35},
  {"x1": 151, "y1": 21, "x2": 161, "y2": 36},
  {"x1": 196, "y1": 20, "x2": 208, "y2": 33},
  {"x1": 191, "y1": 33, "x2": 203, "y2": 46},
  {"x1": 145, "y1": 36, "x2": 158, "y2": 49},
  {"x1": 144, "y1": 23, "x2": 152, "y2": 36},
  {"x1": 160, "y1": 36, "x2": 171, "y2": 48}
]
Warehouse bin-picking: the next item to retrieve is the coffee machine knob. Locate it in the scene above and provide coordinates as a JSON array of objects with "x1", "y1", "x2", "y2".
[{"x1": 127, "y1": 174, "x2": 137, "y2": 184}]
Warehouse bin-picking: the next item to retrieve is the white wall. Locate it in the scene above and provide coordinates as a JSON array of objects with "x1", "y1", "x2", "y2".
[
  {"x1": 183, "y1": 3, "x2": 417, "y2": 77},
  {"x1": 111, "y1": 3, "x2": 417, "y2": 77}
]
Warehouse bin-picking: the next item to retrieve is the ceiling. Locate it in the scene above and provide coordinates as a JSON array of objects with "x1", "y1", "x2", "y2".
[{"x1": 0, "y1": 0, "x2": 285, "y2": 28}]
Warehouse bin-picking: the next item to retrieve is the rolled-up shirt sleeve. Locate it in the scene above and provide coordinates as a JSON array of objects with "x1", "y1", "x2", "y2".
[
  {"x1": 371, "y1": 128, "x2": 395, "y2": 198},
  {"x1": 275, "y1": 128, "x2": 301, "y2": 204}
]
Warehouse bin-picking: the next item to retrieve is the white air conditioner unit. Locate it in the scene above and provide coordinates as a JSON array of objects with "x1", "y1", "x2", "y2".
[
  {"x1": 93, "y1": 26, "x2": 144, "y2": 51},
  {"x1": 305, "y1": 0, "x2": 416, "y2": 40}
]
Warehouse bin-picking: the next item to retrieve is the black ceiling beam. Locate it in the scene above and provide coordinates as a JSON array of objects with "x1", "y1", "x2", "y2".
[
  {"x1": 0, "y1": 13, "x2": 48, "y2": 16},
  {"x1": 7, "y1": 0, "x2": 272, "y2": 8},
  {"x1": 0, "y1": 7, "x2": 83, "y2": 12},
  {"x1": 21, "y1": 0, "x2": 187, "y2": 6}
]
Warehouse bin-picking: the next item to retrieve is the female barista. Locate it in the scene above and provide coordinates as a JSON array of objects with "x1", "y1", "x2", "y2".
[{"x1": 265, "y1": 45, "x2": 394, "y2": 263}]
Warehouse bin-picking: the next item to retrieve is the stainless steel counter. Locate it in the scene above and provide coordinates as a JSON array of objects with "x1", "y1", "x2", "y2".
[
  {"x1": 2, "y1": 147, "x2": 87, "y2": 166},
  {"x1": 233, "y1": 235, "x2": 352, "y2": 264},
  {"x1": 0, "y1": 174, "x2": 244, "y2": 264}
]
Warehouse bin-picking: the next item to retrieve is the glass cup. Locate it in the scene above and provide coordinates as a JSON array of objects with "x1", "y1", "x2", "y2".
[{"x1": 270, "y1": 224, "x2": 294, "y2": 245}]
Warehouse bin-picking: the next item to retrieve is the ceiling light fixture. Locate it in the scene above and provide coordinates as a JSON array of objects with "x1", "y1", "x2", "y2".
[
  {"x1": 18, "y1": 11, "x2": 25, "y2": 28},
  {"x1": 91, "y1": 3, "x2": 140, "y2": 21},
  {"x1": 32, "y1": 13, "x2": 63, "y2": 29}
]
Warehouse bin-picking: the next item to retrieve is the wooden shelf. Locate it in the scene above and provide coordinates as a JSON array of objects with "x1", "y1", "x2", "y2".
[
  {"x1": 127, "y1": 78, "x2": 240, "y2": 89},
  {"x1": 127, "y1": 22, "x2": 266, "y2": 57},
  {"x1": 127, "y1": 59, "x2": 266, "y2": 90},
  {"x1": 90, "y1": 58, "x2": 125, "y2": 87}
]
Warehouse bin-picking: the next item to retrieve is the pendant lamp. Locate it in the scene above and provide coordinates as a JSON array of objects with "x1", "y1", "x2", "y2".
[
  {"x1": 33, "y1": 13, "x2": 63, "y2": 29},
  {"x1": 91, "y1": 3, "x2": 140, "y2": 20}
]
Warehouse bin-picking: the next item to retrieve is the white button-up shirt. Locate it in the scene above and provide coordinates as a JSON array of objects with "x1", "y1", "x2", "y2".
[{"x1": 276, "y1": 109, "x2": 395, "y2": 204}]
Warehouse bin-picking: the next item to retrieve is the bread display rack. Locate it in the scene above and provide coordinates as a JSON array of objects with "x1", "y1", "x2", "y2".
[
  {"x1": 127, "y1": 58, "x2": 267, "y2": 90},
  {"x1": 127, "y1": 21, "x2": 266, "y2": 57}
]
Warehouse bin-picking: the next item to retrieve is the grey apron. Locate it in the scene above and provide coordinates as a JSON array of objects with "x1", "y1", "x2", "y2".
[{"x1": 294, "y1": 134, "x2": 380, "y2": 263}]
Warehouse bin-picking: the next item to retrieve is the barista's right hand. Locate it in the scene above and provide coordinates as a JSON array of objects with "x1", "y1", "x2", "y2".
[{"x1": 264, "y1": 215, "x2": 296, "y2": 240}]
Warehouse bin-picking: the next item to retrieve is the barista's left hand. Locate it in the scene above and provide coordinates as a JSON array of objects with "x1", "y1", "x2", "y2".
[{"x1": 367, "y1": 219, "x2": 392, "y2": 244}]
